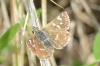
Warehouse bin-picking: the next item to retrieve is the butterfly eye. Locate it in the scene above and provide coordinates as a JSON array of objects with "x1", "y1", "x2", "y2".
[
  {"x1": 32, "y1": 27, "x2": 39, "y2": 34},
  {"x1": 32, "y1": 27, "x2": 39, "y2": 31},
  {"x1": 32, "y1": 30, "x2": 34, "y2": 34}
]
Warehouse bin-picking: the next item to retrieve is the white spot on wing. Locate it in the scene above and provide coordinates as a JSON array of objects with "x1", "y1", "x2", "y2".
[
  {"x1": 33, "y1": 44, "x2": 37, "y2": 49},
  {"x1": 55, "y1": 39, "x2": 57, "y2": 40},
  {"x1": 55, "y1": 34, "x2": 58, "y2": 40},
  {"x1": 60, "y1": 22, "x2": 63, "y2": 25},
  {"x1": 56, "y1": 34, "x2": 58, "y2": 38},
  {"x1": 40, "y1": 48, "x2": 44, "y2": 50},
  {"x1": 32, "y1": 44, "x2": 35, "y2": 48},
  {"x1": 57, "y1": 16, "x2": 62, "y2": 21},
  {"x1": 29, "y1": 40, "x2": 32, "y2": 45},
  {"x1": 56, "y1": 25, "x2": 60, "y2": 29},
  {"x1": 52, "y1": 23, "x2": 56, "y2": 26}
]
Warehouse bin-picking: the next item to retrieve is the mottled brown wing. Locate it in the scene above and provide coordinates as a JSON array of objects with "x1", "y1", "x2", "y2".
[
  {"x1": 43, "y1": 12, "x2": 70, "y2": 49},
  {"x1": 27, "y1": 35, "x2": 53, "y2": 59}
]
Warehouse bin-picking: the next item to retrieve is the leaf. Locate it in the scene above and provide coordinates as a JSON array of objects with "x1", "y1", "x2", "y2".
[
  {"x1": 93, "y1": 32, "x2": 100, "y2": 61},
  {"x1": 72, "y1": 59, "x2": 83, "y2": 66},
  {"x1": 88, "y1": 61, "x2": 98, "y2": 66},
  {"x1": 0, "y1": 23, "x2": 20, "y2": 51},
  {"x1": 0, "y1": 56, "x2": 5, "y2": 63}
]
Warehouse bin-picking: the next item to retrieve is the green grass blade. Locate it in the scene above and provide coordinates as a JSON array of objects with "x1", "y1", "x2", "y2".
[
  {"x1": 0, "y1": 23, "x2": 20, "y2": 51},
  {"x1": 93, "y1": 32, "x2": 100, "y2": 61}
]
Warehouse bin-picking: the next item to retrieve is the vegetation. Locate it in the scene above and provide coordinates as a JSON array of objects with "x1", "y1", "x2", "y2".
[{"x1": 0, "y1": 0, "x2": 100, "y2": 66}]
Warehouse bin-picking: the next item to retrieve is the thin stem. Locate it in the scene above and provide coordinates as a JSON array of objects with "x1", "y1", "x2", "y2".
[
  {"x1": 41, "y1": 0, "x2": 47, "y2": 27},
  {"x1": 20, "y1": 12, "x2": 29, "y2": 45},
  {"x1": 28, "y1": 0, "x2": 40, "y2": 28},
  {"x1": 79, "y1": 0, "x2": 100, "y2": 31},
  {"x1": 50, "y1": 0, "x2": 64, "y2": 9},
  {"x1": 40, "y1": 59, "x2": 51, "y2": 66},
  {"x1": 27, "y1": 0, "x2": 41, "y2": 66}
]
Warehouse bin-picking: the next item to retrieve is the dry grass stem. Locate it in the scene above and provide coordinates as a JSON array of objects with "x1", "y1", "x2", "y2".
[{"x1": 41, "y1": 0, "x2": 47, "y2": 27}]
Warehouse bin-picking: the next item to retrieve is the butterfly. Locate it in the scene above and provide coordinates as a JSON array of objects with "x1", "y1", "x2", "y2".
[{"x1": 27, "y1": 11, "x2": 70, "y2": 59}]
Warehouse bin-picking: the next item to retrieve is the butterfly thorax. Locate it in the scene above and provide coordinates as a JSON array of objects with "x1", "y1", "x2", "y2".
[{"x1": 33, "y1": 28, "x2": 54, "y2": 52}]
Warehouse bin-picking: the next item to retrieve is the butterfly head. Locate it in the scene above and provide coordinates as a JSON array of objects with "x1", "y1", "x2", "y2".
[{"x1": 32, "y1": 27, "x2": 39, "y2": 34}]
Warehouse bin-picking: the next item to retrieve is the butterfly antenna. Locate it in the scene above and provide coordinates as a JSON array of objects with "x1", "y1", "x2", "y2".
[{"x1": 50, "y1": 0, "x2": 64, "y2": 9}]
